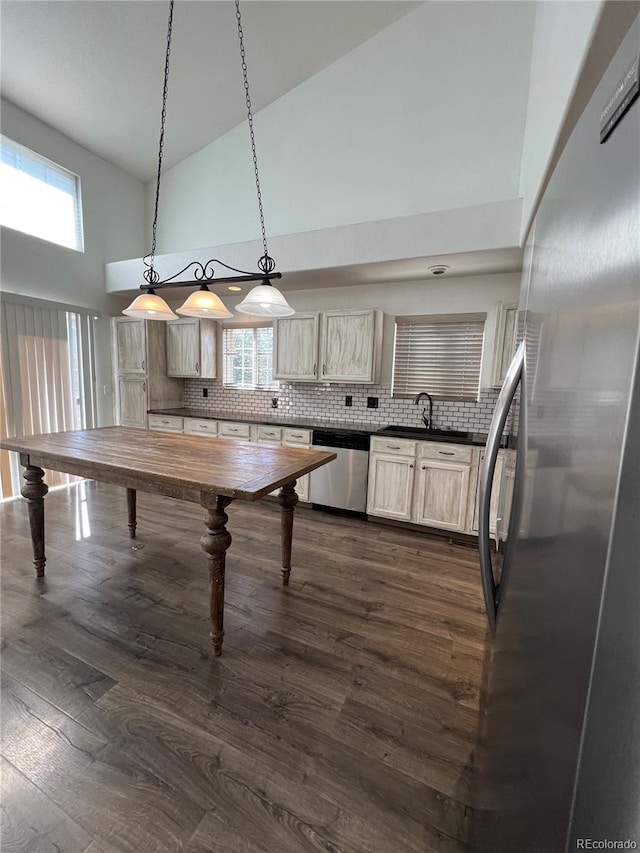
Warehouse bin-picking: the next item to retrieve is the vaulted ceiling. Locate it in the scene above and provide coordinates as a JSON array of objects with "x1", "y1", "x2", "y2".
[{"x1": 1, "y1": 0, "x2": 420, "y2": 181}]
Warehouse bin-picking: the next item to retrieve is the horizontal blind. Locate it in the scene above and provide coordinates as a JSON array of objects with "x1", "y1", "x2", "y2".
[
  {"x1": 392, "y1": 313, "x2": 486, "y2": 401},
  {"x1": 0, "y1": 134, "x2": 84, "y2": 251}
]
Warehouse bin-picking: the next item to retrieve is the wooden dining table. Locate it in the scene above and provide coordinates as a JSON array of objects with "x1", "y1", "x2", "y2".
[{"x1": 1, "y1": 426, "x2": 336, "y2": 656}]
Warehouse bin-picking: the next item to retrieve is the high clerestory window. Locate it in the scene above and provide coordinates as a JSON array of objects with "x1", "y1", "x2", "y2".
[
  {"x1": 0, "y1": 135, "x2": 84, "y2": 251},
  {"x1": 392, "y1": 313, "x2": 487, "y2": 401}
]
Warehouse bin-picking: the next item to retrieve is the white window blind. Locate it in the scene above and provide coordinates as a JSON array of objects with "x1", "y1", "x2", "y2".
[
  {"x1": 0, "y1": 135, "x2": 84, "y2": 251},
  {"x1": 392, "y1": 313, "x2": 487, "y2": 401},
  {"x1": 0, "y1": 295, "x2": 97, "y2": 499},
  {"x1": 222, "y1": 325, "x2": 277, "y2": 390}
]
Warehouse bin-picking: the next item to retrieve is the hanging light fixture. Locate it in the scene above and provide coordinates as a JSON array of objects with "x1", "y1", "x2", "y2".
[{"x1": 122, "y1": 0, "x2": 292, "y2": 322}]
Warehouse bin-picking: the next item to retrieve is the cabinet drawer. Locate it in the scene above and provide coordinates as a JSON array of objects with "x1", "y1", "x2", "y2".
[
  {"x1": 148, "y1": 414, "x2": 183, "y2": 433},
  {"x1": 184, "y1": 418, "x2": 218, "y2": 437},
  {"x1": 419, "y1": 442, "x2": 472, "y2": 463},
  {"x1": 218, "y1": 421, "x2": 251, "y2": 439},
  {"x1": 256, "y1": 425, "x2": 282, "y2": 443},
  {"x1": 283, "y1": 428, "x2": 312, "y2": 446},
  {"x1": 370, "y1": 437, "x2": 416, "y2": 456}
]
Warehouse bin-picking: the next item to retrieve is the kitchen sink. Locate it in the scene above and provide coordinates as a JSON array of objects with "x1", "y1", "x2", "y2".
[{"x1": 376, "y1": 425, "x2": 477, "y2": 443}]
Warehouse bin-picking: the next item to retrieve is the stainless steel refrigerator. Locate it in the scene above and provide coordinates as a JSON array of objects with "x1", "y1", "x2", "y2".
[{"x1": 474, "y1": 15, "x2": 640, "y2": 852}]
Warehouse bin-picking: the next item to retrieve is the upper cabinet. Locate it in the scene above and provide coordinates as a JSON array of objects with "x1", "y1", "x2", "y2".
[
  {"x1": 491, "y1": 302, "x2": 518, "y2": 387},
  {"x1": 273, "y1": 308, "x2": 382, "y2": 384},
  {"x1": 273, "y1": 313, "x2": 319, "y2": 381},
  {"x1": 166, "y1": 318, "x2": 217, "y2": 379},
  {"x1": 114, "y1": 317, "x2": 146, "y2": 374}
]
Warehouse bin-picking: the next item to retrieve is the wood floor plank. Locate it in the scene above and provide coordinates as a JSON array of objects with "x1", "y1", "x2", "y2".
[
  {"x1": 1, "y1": 479, "x2": 487, "y2": 852},
  {"x1": 1, "y1": 756, "x2": 92, "y2": 853}
]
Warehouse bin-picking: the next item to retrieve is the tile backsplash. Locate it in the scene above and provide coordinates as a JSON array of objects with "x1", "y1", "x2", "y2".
[{"x1": 183, "y1": 380, "x2": 500, "y2": 432}]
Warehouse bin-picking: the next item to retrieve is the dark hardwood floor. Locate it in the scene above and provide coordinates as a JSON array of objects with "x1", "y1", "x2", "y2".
[{"x1": 0, "y1": 480, "x2": 488, "y2": 853}]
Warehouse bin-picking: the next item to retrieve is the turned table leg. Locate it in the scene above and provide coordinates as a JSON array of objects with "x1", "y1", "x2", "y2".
[
  {"x1": 201, "y1": 495, "x2": 233, "y2": 656},
  {"x1": 20, "y1": 457, "x2": 49, "y2": 577},
  {"x1": 278, "y1": 480, "x2": 298, "y2": 586},
  {"x1": 126, "y1": 488, "x2": 137, "y2": 538}
]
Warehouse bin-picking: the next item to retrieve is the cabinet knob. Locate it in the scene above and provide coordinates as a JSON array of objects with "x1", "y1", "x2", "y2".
[
  {"x1": 141, "y1": 359, "x2": 145, "y2": 371},
  {"x1": 422, "y1": 465, "x2": 426, "y2": 470},
  {"x1": 195, "y1": 362, "x2": 199, "y2": 372},
  {"x1": 409, "y1": 464, "x2": 414, "y2": 469}
]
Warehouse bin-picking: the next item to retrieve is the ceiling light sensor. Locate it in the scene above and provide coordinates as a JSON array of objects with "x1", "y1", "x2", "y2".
[
  {"x1": 427, "y1": 265, "x2": 450, "y2": 276},
  {"x1": 122, "y1": 0, "x2": 293, "y2": 322}
]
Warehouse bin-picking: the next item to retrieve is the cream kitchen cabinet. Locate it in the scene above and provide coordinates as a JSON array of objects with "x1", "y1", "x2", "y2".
[
  {"x1": 319, "y1": 309, "x2": 382, "y2": 383},
  {"x1": 273, "y1": 308, "x2": 382, "y2": 384},
  {"x1": 116, "y1": 376, "x2": 148, "y2": 429},
  {"x1": 414, "y1": 457, "x2": 470, "y2": 532},
  {"x1": 367, "y1": 436, "x2": 473, "y2": 532},
  {"x1": 184, "y1": 418, "x2": 218, "y2": 437},
  {"x1": 112, "y1": 318, "x2": 183, "y2": 429},
  {"x1": 367, "y1": 437, "x2": 417, "y2": 521},
  {"x1": 218, "y1": 421, "x2": 251, "y2": 440},
  {"x1": 282, "y1": 427, "x2": 312, "y2": 502},
  {"x1": 468, "y1": 448, "x2": 505, "y2": 546},
  {"x1": 491, "y1": 303, "x2": 518, "y2": 387},
  {"x1": 114, "y1": 317, "x2": 146, "y2": 374},
  {"x1": 273, "y1": 314, "x2": 319, "y2": 381},
  {"x1": 166, "y1": 318, "x2": 217, "y2": 379},
  {"x1": 148, "y1": 414, "x2": 184, "y2": 433}
]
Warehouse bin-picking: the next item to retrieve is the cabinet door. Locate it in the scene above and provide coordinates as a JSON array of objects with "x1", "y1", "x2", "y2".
[
  {"x1": 414, "y1": 459, "x2": 470, "y2": 531},
  {"x1": 471, "y1": 450, "x2": 504, "y2": 536},
  {"x1": 492, "y1": 303, "x2": 518, "y2": 386},
  {"x1": 166, "y1": 319, "x2": 200, "y2": 377},
  {"x1": 366, "y1": 453, "x2": 415, "y2": 520},
  {"x1": 115, "y1": 318, "x2": 146, "y2": 374},
  {"x1": 273, "y1": 314, "x2": 319, "y2": 380},
  {"x1": 320, "y1": 309, "x2": 379, "y2": 382},
  {"x1": 116, "y1": 376, "x2": 147, "y2": 428}
]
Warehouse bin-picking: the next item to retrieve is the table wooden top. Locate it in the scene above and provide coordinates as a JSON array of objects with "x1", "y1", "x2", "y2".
[{"x1": 1, "y1": 427, "x2": 336, "y2": 503}]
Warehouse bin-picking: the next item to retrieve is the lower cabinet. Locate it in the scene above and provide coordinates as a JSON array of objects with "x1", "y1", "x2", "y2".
[
  {"x1": 367, "y1": 437, "x2": 473, "y2": 533},
  {"x1": 282, "y1": 428, "x2": 312, "y2": 502},
  {"x1": 414, "y1": 459, "x2": 470, "y2": 532},
  {"x1": 366, "y1": 453, "x2": 415, "y2": 520},
  {"x1": 117, "y1": 377, "x2": 148, "y2": 428}
]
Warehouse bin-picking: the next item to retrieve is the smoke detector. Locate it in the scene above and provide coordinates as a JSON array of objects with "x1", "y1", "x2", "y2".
[{"x1": 428, "y1": 264, "x2": 450, "y2": 276}]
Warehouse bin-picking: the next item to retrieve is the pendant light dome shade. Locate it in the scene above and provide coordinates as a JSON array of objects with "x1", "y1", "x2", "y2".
[
  {"x1": 122, "y1": 290, "x2": 177, "y2": 320},
  {"x1": 176, "y1": 285, "x2": 233, "y2": 319},
  {"x1": 235, "y1": 282, "x2": 294, "y2": 317}
]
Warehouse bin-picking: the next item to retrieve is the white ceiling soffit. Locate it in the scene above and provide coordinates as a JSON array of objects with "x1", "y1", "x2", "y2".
[{"x1": 0, "y1": 0, "x2": 421, "y2": 181}]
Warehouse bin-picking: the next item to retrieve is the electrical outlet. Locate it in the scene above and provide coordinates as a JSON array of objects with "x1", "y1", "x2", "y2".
[
  {"x1": 367, "y1": 397, "x2": 379, "y2": 408},
  {"x1": 345, "y1": 395, "x2": 352, "y2": 407},
  {"x1": 202, "y1": 388, "x2": 208, "y2": 397},
  {"x1": 271, "y1": 397, "x2": 279, "y2": 409}
]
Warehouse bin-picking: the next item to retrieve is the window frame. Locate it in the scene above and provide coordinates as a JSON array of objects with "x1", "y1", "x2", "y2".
[
  {"x1": 391, "y1": 312, "x2": 487, "y2": 402},
  {"x1": 0, "y1": 134, "x2": 84, "y2": 252},
  {"x1": 222, "y1": 323, "x2": 277, "y2": 391}
]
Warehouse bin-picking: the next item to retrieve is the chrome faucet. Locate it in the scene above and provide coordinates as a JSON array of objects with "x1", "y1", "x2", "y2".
[{"x1": 413, "y1": 391, "x2": 434, "y2": 429}]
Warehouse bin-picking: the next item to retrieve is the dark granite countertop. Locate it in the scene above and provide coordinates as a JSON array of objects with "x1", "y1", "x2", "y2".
[{"x1": 147, "y1": 407, "x2": 509, "y2": 447}]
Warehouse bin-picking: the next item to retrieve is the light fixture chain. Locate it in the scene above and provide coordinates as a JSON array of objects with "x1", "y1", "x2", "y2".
[
  {"x1": 235, "y1": 0, "x2": 269, "y2": 264},
  {"x1": 148, "y1": 0, "x2": 175, "y2": 277}
]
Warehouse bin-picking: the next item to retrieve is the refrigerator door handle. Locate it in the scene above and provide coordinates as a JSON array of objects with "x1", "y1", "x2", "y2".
[{"x1": 479, "y1": 341, "x2": 524, "y2": 633}]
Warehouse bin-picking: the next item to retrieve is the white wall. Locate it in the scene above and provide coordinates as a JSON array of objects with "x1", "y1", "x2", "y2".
[
  {"x1": 518, "y1": 1, "x2": 604, "y2": 242},
  {"x1": 153, "y1": 1, "x2": 535, "y2": 254},
  {"x1": 0, "y1": 99, "x2": 146, "y2": 425}
]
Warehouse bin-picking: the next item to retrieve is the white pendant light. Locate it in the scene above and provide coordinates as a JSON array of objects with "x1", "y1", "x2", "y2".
[
  {"x1": 122, "y1": 290, "x2": 177, "y2": 320},
  {"x1": 236, "y1": 281, "x2": 294, "y2": 317},
  {"x1": 123, "y1": 0, "x2": 288, "y2": 320},
  {"x1": 176, "y1": 285, "x2": 233, "y2": 319}
]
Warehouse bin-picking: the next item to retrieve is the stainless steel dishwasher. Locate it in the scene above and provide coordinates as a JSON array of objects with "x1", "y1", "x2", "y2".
[{"x1": 309, "y1": 429, "x2": 370, "y2": 513}]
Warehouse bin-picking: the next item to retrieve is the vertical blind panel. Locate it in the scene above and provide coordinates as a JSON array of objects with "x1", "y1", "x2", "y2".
[
  {"x1": 0, "y1": 298, "x2": 97, "y2": 497},
  {"x1": 392, "y1": 314, "x2": 486, "y2": 401}
]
